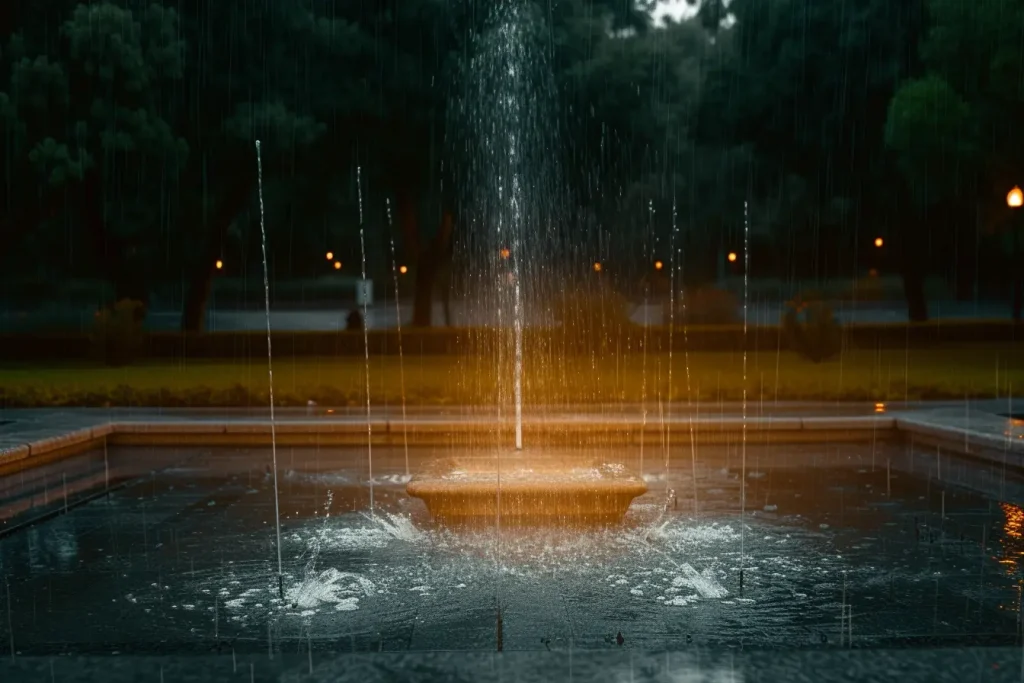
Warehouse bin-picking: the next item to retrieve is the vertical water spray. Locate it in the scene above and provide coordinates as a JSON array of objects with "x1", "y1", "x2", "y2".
[
  {"x1": 254, "y1": 140, "x2": 283, "y2": 599},
  {"x1": 458, "y1": 0, "x2": 562, "y2": 453},
  {"x1": 386, "y1": 199, "x2": 410, "y2": 479},
  {"x1": 665, "y1": 200, "x2": 676, "y2": 493},
  {"x1": 740, "y1": 197, "x2": 750, "y2": 591},
  {"x1": 676, "y1": 201, "x2": 699, "y2": 516},
  {"x1": 357, "y1": 166, "x2": 374, "y2": 514}
]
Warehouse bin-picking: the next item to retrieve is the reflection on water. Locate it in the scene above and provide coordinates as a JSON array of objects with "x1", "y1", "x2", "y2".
[
  {"x1": 999, "y1": 502, "x2": 1024, "y2": 577},
  {"x1": 26, "y1": 521, "x2": 79, "y2": 571}
]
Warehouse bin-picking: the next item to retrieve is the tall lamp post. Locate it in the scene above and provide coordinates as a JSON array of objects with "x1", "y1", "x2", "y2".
[{"x1": 1008, "y1": 186, "x2": 1022, "y2": 322}]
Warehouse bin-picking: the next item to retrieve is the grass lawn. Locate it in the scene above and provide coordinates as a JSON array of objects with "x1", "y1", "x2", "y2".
[{"x1": 1, "y1": 346, "x2": 1023, "y2": 407}]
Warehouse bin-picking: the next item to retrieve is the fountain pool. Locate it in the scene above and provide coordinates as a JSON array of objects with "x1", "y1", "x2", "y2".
[{"x1": 2, "y1": 436, "x2": 1024, "y2": 656}]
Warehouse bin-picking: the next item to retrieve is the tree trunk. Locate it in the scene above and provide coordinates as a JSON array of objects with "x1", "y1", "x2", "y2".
[
  {"x1": 1013, "y1": 217, "x2": 1022, "y2": 323},
  {"x1": 412, "y1": 260, "x2": 437, "y2": 327},
  {"x1": 953, "y1": 207, "x2": 977, "y2": 302},
  {"x1": 899, "y1": 228, "x2": 928, "y2": 322},
  {"x1": 896, "y1": 194, "x2": 929, "y2": 322},
  {"x1": 180, "y1": 171, "x2": 255, "y2": 332},
  {"x1": 80, "y1": 171, "x2": 148, "y2": 307},
  {"x1": 397, "y1": 185, "x2": 455, "y2": 328}
]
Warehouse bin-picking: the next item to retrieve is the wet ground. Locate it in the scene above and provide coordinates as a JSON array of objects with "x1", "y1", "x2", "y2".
[{"x1": 2, "y1": 440, "x2": 1024, "y2": 656}]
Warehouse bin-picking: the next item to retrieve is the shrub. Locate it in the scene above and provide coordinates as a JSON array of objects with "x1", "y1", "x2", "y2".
[
  {"x1": 666, "y1": 288, "x2": 740, "y2": 325},
  {"x1": 782, "y1": 298, "x2": 842, "y2": 362},
  {"x1": 91, "y1": 299, "x2": 146, "y2": 366},
  {"x1": 552, "y1": 285, "x2": 632, "y2": 333}
]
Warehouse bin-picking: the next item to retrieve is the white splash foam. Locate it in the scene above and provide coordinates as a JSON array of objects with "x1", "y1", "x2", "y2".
[
  {"x1": 362, "y1": 511, "x2": 424, "y2": 543},
  {"x1": 647, "y1": 521, "x2": 741, "y2": 546},
  {"x1": 674, "y1": 564, "x2": 729, "y2": 599},
  {"x1": 664, "y1": 594, "x2": 698, "y2": 607},
  {"x1": 282, "y1": 568, "x2": 375, "y2": 613}
]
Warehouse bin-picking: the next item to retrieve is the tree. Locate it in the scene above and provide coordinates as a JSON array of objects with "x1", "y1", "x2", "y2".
[
  {"x1": 898, "y1": 0, "x2": 1024, "y2": 314},
  {"x1": 0, "y1": 1, "x2": 188, "y2": 305},
  {"x1": 693, "y1": 0, "x2": 929, "y2": 317}
]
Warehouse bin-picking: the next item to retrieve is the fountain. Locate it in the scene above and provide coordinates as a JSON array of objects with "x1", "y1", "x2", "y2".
[
  {"x1": 405, "y1": 0, "x2": 646, "y2": 525},
  {"x1": 407, "y1": 454, "x2": 647, "y2": 524}
]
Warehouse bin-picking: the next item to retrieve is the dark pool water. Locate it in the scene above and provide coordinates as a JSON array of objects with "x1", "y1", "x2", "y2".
[{"x1": 1, "y1": 440, "x2": 1023, "y2": 655}]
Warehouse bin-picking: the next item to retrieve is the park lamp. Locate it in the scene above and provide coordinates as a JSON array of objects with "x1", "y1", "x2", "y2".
[
  {"x1": 399, "y1": 265, "x2": 408, "y2": 275},
  {"x1": 727, "y1": 252, "x2": 737, "y2": 263},
  {"x1": 215, "y1": 259, "x2": 223, "y2": 270},
  {"x1": 874, "y1": 237, "x2": 884, "y2": 248},
  {"x1": 654, "y1": 260, "x2": 664, "y2": 271},
  {"x1": 333, "y1": 261, "x2": 342, "y2": 270},
  {"x1": 593, "y1": 261, "x2": 602, "y2": 273},
  {"x1": 1008, "y1": 186, "x2": 1023, "y2": 208},
  {"x1": 326, "y1": 251, "x2": 334, "y2": 261}
]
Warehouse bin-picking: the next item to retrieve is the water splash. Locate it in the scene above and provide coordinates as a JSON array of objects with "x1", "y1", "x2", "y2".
[{"x1": 254, "y1": 140, "x2": 284, "y2": 598}]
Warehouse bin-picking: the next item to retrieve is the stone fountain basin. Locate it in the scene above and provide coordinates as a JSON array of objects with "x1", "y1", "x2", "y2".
[{"x1": 406, "y1": 454, "x2": 647, "y2": 523}]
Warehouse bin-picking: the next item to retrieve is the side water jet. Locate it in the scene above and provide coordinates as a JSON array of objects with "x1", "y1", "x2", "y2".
[
  {"x1": 356, "y1": 166, "x2": 374, "y2": 514},
  {"x1": 255, "y1": 140, "x2": 284, "y2": 599},
  {"x1": 386, "y1": 200, "x2": 410, "y2": 480}
]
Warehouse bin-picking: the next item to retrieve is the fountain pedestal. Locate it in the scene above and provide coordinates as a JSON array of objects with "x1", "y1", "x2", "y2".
[{"x1": 407, "y1": 454, "x2": 647, "y2": 524}]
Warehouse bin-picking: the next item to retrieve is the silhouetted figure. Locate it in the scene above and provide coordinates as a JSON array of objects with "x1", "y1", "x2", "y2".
[
  {"x1": 616, "y1": 631, "x2": 624, "y2": 646},
  {"x1": 346, "y1": 309, "x2": 364, "y2": 331}
]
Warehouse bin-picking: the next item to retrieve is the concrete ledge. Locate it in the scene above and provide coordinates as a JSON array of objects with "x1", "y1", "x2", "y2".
[
  {"x1": 2, "y1": 410, "x2": 1021, "y2": 478},
  {"x1": 801, "y1": 416, "x2": 895, "y2": 430},
  {"x1": 26, "y1": 428, "x2": 97, "y2": 457},
  {"x1": 0, "y1": 444, "x2": 30, "y2": 467}
]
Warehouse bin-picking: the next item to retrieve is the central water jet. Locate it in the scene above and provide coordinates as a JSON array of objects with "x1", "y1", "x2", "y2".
[{"x1": 405, "y1": 1, "x2": 648, "y2": 524}]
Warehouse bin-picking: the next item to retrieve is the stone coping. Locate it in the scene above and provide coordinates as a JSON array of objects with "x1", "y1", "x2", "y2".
[
  {"x1": 0, "y1": 407, "x2": 1021, "y2": 471},
  {"x1": 0, "y1": 647, "x2": 1023, "y2": 683}
]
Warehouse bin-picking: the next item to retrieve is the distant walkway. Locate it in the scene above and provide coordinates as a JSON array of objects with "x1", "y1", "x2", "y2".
[{"x1": 0, "y1": 300, "x2": 1013, "y2": 333}]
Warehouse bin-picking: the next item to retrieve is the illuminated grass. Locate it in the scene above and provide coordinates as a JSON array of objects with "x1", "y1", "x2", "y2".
[{"x1": 0, "y1": 347, "x2": 1022, "y2": 407}]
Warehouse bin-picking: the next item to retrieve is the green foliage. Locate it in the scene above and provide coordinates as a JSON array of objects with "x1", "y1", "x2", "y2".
[
  {"x1": 553, "y1": 285, "x2": 633, "y2": 336},
  {"x1": 91, "y1": 299, "x2": 146, "y2": 366},
  {"x1": 223, "y1": 102, "x2": 326, "y2": 151},
  {"x1": 28, "y1": 137, "x2": 92, "y2": 185},
  {"x1": 885, "y1": 75, "x2": 976, "y2": 207},
  {"x1": 782, "y1": 300, "x2": 843, "y2": 363},
  {"x1": 669, "y1": 288, "x2": 740, "y2": 325}
]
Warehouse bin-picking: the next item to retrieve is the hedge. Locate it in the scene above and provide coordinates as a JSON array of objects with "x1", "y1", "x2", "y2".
[{"x1": 0, "y1": 321, "x2": 1019, "y2": 362}]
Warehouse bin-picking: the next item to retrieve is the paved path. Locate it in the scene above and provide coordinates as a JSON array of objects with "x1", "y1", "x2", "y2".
[{"x1": 0, "y1": 300, "x2": 1014, "y2": 332}]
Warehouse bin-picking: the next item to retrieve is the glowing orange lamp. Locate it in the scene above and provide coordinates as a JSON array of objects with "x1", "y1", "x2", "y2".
[{"x1": 1009, "y1": 186, "x2": 1023, "y2": 208}]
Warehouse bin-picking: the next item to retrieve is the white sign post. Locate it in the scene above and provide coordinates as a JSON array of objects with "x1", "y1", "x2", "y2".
[{"x1": 355, "y1": 279, "x2": 374, "y2": 307}]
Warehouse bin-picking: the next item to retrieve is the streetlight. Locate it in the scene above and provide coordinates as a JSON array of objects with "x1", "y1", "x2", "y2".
[
  {"x1": 500, "y1": 247, "x2": 511, "y2": 260},
  {"x1": 1008, "y1": 186, "x2": 1023, "y2": 321},
  {"x1": 874, "y1": 237, "x2": 884, "y2": 248},
  {"x1": 727, "y1": 252, "x2": 737, "y2": 263},
  {"x1": 333, "y1": 261, "x2": 342, "y2": 270},
  {"x1": 326, "y1": 251, "x2": 334, "y2": 261},
  {"x1": 399, "y1": 265, "x2": 408, "y2": 275},
  {"x1": 215, "y1": 259, "x2": 223, "y2": 270},
  {"x1": 654, "y1": 260, "x2": 664, "y2": 271},
  {"x1": 593, "y1": 261, "x2": 602, "y2": 273},
  {"x1": 1008, "y1": 186, "x2": 1023, "y2": 208}
]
